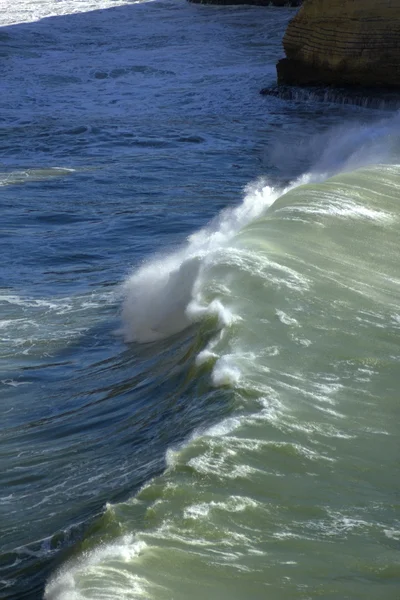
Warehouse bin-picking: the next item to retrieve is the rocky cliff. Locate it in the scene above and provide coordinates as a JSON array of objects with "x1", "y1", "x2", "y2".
[{"x1": 277, "y1": 0, "x2": 400, "y2": 88}]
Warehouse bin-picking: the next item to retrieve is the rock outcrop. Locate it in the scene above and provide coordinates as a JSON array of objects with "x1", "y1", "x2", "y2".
[
  {"x1": 277, "y1": 0, "x2": 400, "y2": 88},
  {"x1": 189, "y1": 0, "x2": 301, "y2": 6}
]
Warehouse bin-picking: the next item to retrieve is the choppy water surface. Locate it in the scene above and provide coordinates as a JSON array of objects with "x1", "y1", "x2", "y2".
[{"x1": 1, "y1": 2, "x2": 399, "y2": 599}]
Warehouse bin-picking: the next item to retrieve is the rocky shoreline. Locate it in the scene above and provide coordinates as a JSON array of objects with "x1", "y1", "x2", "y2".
[
  {"x1": 260, "y1": 84, "x2": 400, "y2": 110},
  {"x1": 277, "y1": 0, "x2": 400, "y2": 88},
  {"x1": 188, "y1": 0, "x2": 400, "y2": 99}
]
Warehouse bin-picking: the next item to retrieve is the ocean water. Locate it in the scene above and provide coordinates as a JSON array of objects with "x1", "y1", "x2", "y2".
[{"x1": 1, "y1": 1, "x2": 400, "y2": 599}]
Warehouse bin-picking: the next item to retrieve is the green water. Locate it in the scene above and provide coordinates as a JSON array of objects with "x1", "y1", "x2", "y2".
[{"x1": 46, "y1": 165, "x2": 400, "y2": 600}]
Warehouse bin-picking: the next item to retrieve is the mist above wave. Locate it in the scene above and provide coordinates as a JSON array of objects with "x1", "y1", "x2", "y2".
[
  {"x1": 121, "y1": 113, "x2": 400, "y2": 346},
  {"x1": 121, "y1": 178, "x2": 281, "y2": 343}
]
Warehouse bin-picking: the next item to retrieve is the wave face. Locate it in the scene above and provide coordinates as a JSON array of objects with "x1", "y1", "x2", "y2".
[
  {"x1": 3, "y1": 0, "x2": 400, "y2": 597},
  {"x1": 46, "y1": 119, "x2": 400, "y2": 599}
]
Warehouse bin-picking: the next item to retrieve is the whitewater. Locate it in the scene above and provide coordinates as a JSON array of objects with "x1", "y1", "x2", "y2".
[
  {"x1": 45, "y1": 116, "x2": 400, "y2": 600},
  {"x1": 1, "y1": 1, "x2": 399, "y2": 599}
]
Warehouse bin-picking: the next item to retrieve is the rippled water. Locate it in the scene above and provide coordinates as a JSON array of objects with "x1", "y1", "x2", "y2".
[{"x1": 1, "y1": 2, "x2": 399, "y2": 599}]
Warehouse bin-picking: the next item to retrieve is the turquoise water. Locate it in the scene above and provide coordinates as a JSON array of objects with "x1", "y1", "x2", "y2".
[{"x1": 1, "y1": 2, "x2": 399, "y2": 599}]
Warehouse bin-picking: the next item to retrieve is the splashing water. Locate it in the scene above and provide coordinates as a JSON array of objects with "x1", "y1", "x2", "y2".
[
  {"x1": 121, "y1": 179, "x2": 282, "y2": 342},
  {"x1": 121, "y1": 113, "x2": 400, "y2": 346}
]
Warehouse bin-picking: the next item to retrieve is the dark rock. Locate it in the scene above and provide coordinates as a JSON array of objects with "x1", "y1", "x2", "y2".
[
  {"x1": 277, "y1": 0, "x2": 400, "y2": 88},
  {"x1": 260, "y1": 84, "x2": 400, "y2": 110}
]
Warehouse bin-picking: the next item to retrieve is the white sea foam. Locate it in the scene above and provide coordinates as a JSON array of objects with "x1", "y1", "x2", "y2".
[
  {"x1": 0, "y1": 291, "x2": 115, "y2": 358},
  {"x1": 1, "y1": 379, "x2": 29, "y2": 387},
  {"x1": 44, "y1": 538, "x2": 148, "y2": 600},
  {"x1": 184, "y1": 496, "x2": 259, "y2": 520},
  {"x1": 0, "y1": 168, "x2": 76, "y2": 187},
  {"x1": 211, "y1": 356, "x2": 241, "y2": 387},
  {"x1": 121, "y1": 179, "x2": 281, "y2": 343},
  {"x1": 278, "y1": 197, "x2": 393, "y2": 222},
  {"x1": 384, "y1": 529, "x2": 400, "y2": 540},
  {"x1": 0, "y1": 0, "x2": 137, "y2": 26}
]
